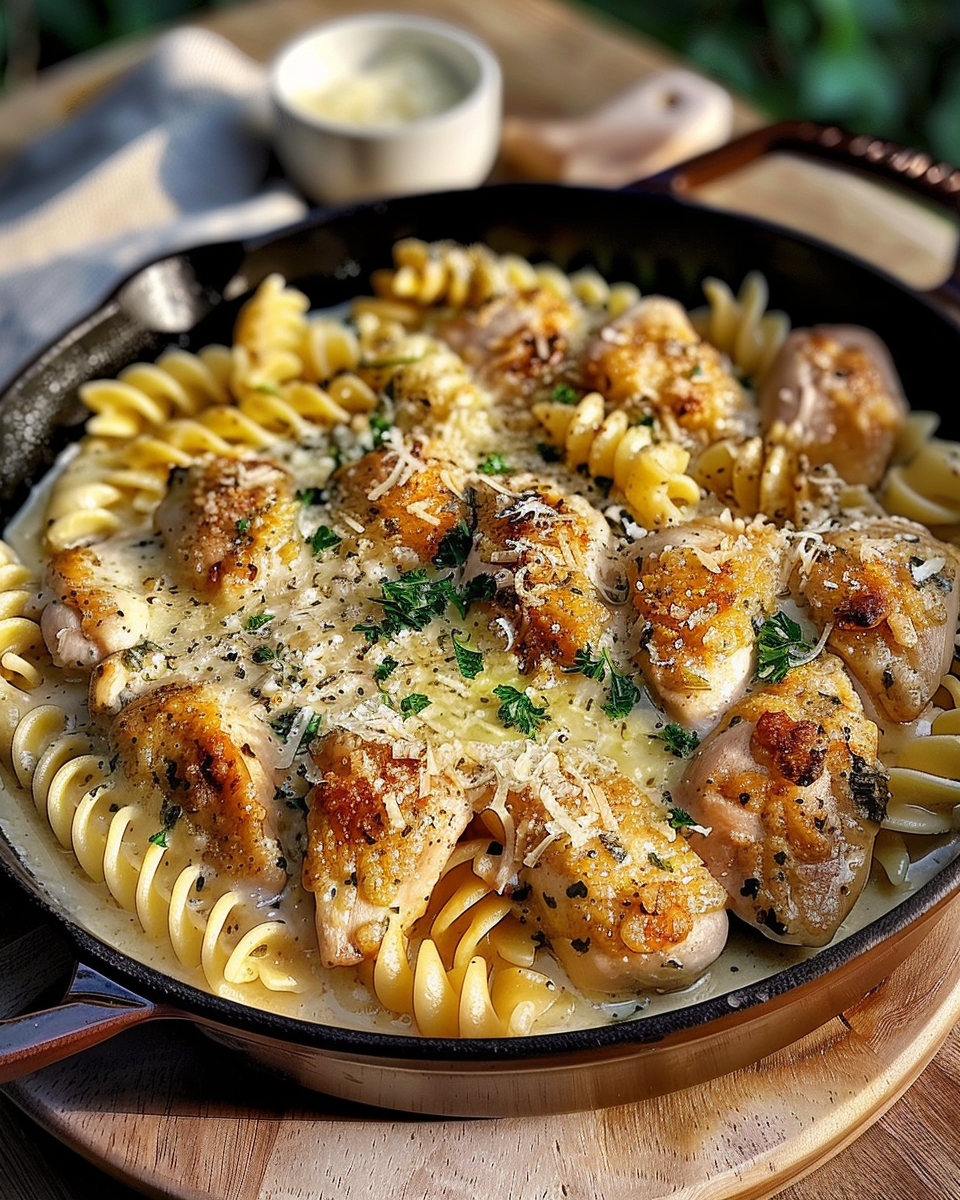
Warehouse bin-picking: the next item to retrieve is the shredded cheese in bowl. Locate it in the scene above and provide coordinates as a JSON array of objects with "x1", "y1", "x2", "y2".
[{"x1": 297, "y1": 47, "x2": 467, "y2": 127}]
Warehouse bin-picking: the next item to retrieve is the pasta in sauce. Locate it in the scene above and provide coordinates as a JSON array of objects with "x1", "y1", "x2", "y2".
[{"x1": 3, "y1": 238, "x2": 960, "y2": 1039}]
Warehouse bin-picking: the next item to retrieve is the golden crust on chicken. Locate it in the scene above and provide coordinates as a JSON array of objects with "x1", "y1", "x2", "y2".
[
  {"x1": 583, "y1": 296, "x2": 749, "y2": 443},
  {"x1": 112, "y1": 682, "x2": 286, "y2": 891},
  {"x1": 474, "y1": 479, "x2": 613, "y2": 671},
  {"x1": 41, "y1": 544, "x2": 152, "y2": 669},
  {"x1": 674, "y1": 655, "x2": 887, "y2": 946},
  {"x1": 436, "y1": 288, "x2": 587, "y2": 403},
  {"x1": 332, "y1": 444, "x2": 468, "y2": 563},
  {"x1": 631, "y1": 517, "x2": 787, "y2": 732},
  {"x1": 154, "y1": 455, "x2": 301, "y2": 603},
  {"x1": 303, "y1": 731, "x2": 474, "y2": 967},
  {"x1": 794, "y1": 517, "x2": 960, "y2": 722},
  {"x1": 474, "y1": 750, "x2": 729, "y2": 992}
]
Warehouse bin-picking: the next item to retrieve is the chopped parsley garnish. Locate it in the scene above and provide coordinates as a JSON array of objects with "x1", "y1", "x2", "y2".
[
  {"x1": 270, "y1": 707, "x2": 321, "y2": 749},
  {"x1": 353, "y1": 568, "x2": 451, "y2": 642},
  {"x1": 537, "y1": 441, "x2": 562, "y2": 463},
  {"x1": 550, "y1": 382, "x2": 578, "y2": 405},
  {"x1": 493, "y1": 684, "x2": 549, "y2": 736},
  {"x1": 451, "y1": 572, "x2": 496, "y2": 615},
  {"x1": 148, "y1": 799, "x2": 183, "y2": 849},
  {"x1": 432, "y1": 520, "x2": 473, "y2": 568},
  {"x1": 452, "y1": 633, "x2": 484, "y2": 679},
  {"x1": 308, "y1": 525, "x2": 342, "y2": 555},
  {"x1": 296, "y1": 487, "x2": 325, "y2": 506},
  {"x1": 756, "y1": 611, "x2": 817, "y2": 683},
  {"x1": 667, "y1": 805, "x2": 698, "y2": 830},
  {"x1": 235, "y1": 517, "x2": 251, "y2": 535},
  {"x1": 570, "y1": 646, "x2": 608, "y2": 680},
  {"x1": 399, "y1": 692, "x2": 432, "y2": 719},
  {"x1": 566, "y1": 645, "x2": 644, "y2": 721},
  {"x1": 369, "y1": 413, "x2": 392, "y2": 448},
  {"x1": 602, "y1": 669, "x2": 644, "y2": 721},
  {"x1": 354, "y1": 568, "x2": 495, "y2": 642},
  {"x1": 478, "y1": 452, "x2": 511, "y2": 476},
  {"x1": 121, "y1": 640, "x2": 162, "y2": 671},
  {"x1": 252, "y1": 644, "x2": 281, "y2": 664},
  {"x1": 373, "y1": 654, "x2": 400, "y2": 683},
  {"x1": 659, "y1": 723, "x2": 700, "y2": 758},
  {"x1": 244, "y1": 612, "x2": 275, "y2": 631},
  {"x1": 648, "y1": 851, "x2": 673, "y2": 872}
]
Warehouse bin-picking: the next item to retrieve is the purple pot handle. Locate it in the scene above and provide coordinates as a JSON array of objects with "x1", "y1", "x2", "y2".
[
  {"x1": 638, "y1": 119, "x2": 960, "y2": 316},
  {"x1": 0, "y1": 962, "x2": 161, "y2": 1083}
]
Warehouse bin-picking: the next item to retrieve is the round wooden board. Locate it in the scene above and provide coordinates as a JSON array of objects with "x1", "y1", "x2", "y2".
[{"x1": 2, "y1": 897, "x2": 960, "y2": 1200}]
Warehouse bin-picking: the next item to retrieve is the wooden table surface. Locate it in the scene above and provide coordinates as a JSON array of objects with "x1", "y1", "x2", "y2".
[{"x1": 1, "y1": 1, "x2": 958, "y2": 1197}]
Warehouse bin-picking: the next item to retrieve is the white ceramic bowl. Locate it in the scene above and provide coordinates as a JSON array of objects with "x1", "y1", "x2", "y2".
[{"x1": 269, "y1": 13, "x2": 502, "y2": 204}]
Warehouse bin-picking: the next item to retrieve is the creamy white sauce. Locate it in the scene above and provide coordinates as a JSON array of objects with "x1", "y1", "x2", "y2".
[{"x1": 3, "y1": 288, "x2": 960, "y2": 1040}]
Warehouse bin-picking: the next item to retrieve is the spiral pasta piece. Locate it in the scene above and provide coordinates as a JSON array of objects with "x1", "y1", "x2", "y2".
[
  {"x1": 231, "y1": 273, "x2": 312, "y2": 397},
  {"x1": 372, "y1": 237, "x2": 641, "y2": 317},
  {"x1": 535, "y1": 392, "x2": 699, "y2": 527},
  {"x1": 691, "y1": 271, "x2": 790, "y2": 381},
  {"x1": 302, "y1": 317, "x2": 362, "y2": 382},
  {"x1": 881, "y1": 676, "x2": 960, "y2": 846},
  {"x1": 692, "y1": 434, "x2": 800, "y2": 522},
  {"x1": 8, "y1": 704, "x2": 301, "y2": 998},
  {"x1": 80, "y1": 345, "x2": 233, "y2": 441},
  {"x1": 882, "y1": 437, "x2": 960, "y2": 538},
  {"x1": 0, "y1": 541, "x2": 44, "y2": 690},
  {"x1": 43, "y1": 444, "x2": 128, "y2": 551},
  {"x1": 364, "y1": 847, "x2": 570, "y2": 1038}
]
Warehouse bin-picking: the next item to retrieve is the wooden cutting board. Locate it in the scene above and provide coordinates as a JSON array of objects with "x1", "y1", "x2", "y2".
[{"x1": 2, "y1": 889, "x2": 960, "y2": 1200}]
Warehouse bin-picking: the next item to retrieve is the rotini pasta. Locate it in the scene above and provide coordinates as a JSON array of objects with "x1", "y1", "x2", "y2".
[
  {"x1": 80, "y1": 345, "x2": 233, "y2": 442},
  {"x1": 4, "y1": 239, "x2": 960, "y2": 1046},
  {"x1": 371, "y1": 236, "x2": 641, "y2": 317},
  {"x1": 881, "y1": 434, "x2": 960, "y2": 539},
  {"x1": 690, "y1": 270, "x2": 790, "y2": 381},
  {"x1": 0, "y1": 541, "x2": 43, "y2": 690},
  {"x1": 8, "y1": 701, "x2": 304, "y2": 1003},
  {"x1": 364, "y1": 842, "x2": 571, "y2": 1038},
  {"x1": 533, "y1": 391, "x2": 700, "y2": 528}
]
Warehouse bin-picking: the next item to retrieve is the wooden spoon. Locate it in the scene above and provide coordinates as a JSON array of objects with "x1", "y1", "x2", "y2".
[{"x1": 501, "y1": 67, "x2": 734, "y2": 186}]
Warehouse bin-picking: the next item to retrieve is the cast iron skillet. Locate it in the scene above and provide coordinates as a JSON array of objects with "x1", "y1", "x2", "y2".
[{"x1": 1, "y1": 121, "x2": 960, "y2": 1117}]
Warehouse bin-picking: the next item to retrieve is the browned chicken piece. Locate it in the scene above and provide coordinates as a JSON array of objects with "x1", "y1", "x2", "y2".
[
  {"x1": 673, "y1": 654, "x2": 887, "y2": 947},
  {"x1": 793, "y1": 517, "x2": 960, "y2": 723},
  {"x1": 154, "y1": 455, "x2": 301, "y2": 603},
  {"x1": 331, "y1": 444, "x2": 470, "y2": 562},
  {"x1": 41, "y1": 543, "x2": 152, "y2": 670},
  {"x1": 434, "y1": 287, "x2": 586, "y2": 402},
  {"x1": 631, "y1": 517, "x2": 787, "y2": 733},
  {"x1": 583, "y1": 296, "x2": 749, "y2": 443},
  {"x1": 303, "y1": 730, "x2": 475, "y2": 968},
  {"x1": 112, "y1": 682, "x2": 286, "y2": 892},
  {"x1": 473, "y1": 479, "x2": 613, "y2": 671},
  {"x1": 478, "y1": 753, "x2": 728, "y2": 993},
  {"x1": 758, "y1": 326, "x2": 908, "y2": 488}
]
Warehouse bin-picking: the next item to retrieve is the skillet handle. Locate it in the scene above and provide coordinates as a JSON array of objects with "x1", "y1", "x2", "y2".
[
  {"x1": 639, "y1": 118, "x2": 960, "y2": 313},
  {"x1": 0, "y1": 961, "x2": 161, "y2": 1084}
]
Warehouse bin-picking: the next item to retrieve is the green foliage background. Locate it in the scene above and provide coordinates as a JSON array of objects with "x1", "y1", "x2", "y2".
[
  {"x1": 587, "y1": 0, "x2": 960, "y2": 162},
  {"x1": 2, "y1": 0, "x2": 959, "y2": 162}
]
